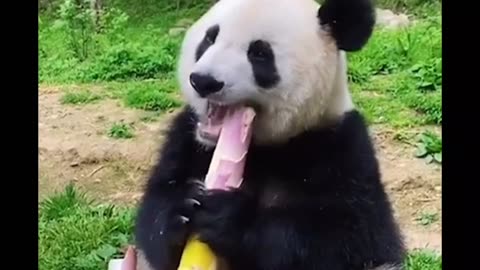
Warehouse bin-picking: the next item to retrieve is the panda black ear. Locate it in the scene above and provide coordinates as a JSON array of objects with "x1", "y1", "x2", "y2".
[{"x1": 318, "y1": 0, "x2": 375, "y2": 52}]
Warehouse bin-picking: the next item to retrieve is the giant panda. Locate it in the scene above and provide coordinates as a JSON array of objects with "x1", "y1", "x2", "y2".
[{"x1": 135, "y1": 0, "x2": 406, "y2": 269}]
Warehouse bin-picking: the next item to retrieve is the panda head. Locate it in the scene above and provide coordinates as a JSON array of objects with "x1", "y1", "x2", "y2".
[{"x1": 178, "y1": 0, "x2": 375, "y2": 147}]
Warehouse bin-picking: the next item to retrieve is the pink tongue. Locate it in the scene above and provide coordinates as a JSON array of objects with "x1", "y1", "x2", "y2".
[{"x1": 204, "y1": 106, "x2": 256, "y2": 190}]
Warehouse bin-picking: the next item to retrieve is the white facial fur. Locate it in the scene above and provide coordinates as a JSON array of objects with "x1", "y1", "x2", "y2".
[{"x1": 178, "y1": 0, "x2": 354, "y2": 146}]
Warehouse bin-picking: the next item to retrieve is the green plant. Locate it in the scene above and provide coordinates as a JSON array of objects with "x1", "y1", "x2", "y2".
[
  {"x1": 140, "y1": 111, "x2": 163, "y2": 122},
  {"x1": 409, "y1": 58, "x2": 442, "y2": 92},
  {"x1": 347, "y1": 59, "x2": 371, "y2": 84},
  {"x1": 39, "y1": 183, "x2": 91, "y2": 220},
  {"x1": 415, "y1": 131, "x2": 442, "y2": 164},
  {"x1": 97, "y1": 7, "x2": 129, "y2": 40},
  {"x1": 54, "y1": 0, "x2": 96, "y2": 61},
  {"x1": 387, "y1": 73, "x2": 442, "y2": 125},
  {"x1": 39, "y1": 17, "x2": 48, "y2": 59},
  {"x1": 393, "y1": 130, "x2": 416, "y2": 144},
  {"x1": 416, "y1": 212, "x2": 439, "y2": 226},
  {"x1": 83, "y1": 38, "x2": 180, "y2": 81},
  {"x1": 52, "y1": 0, "x2": 130, "y2": 62},
  {"x1": 108, "y1": 122, "x2": 135, "y2": 139},
  {"x1": 61, "y1": 90, "x2": 102, "y2": 104},
  {"x1": 406, "y1": 249, "x2": 442, "y2": 270},
  {"x1": 406, "y1": 91, "x2": 442, "y2": 124}
]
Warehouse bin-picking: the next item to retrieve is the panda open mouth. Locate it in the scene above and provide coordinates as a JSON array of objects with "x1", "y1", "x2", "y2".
[
  {"x1": 197, "y1": 102, "x2": 229, "y2": 143},
  {"x1": 197, "y1": 102, "x2": 255, "y2": 144}
]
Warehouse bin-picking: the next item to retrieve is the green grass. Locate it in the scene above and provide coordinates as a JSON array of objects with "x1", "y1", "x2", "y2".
[
  {"x1": 108, "y1": 122, "x2": 135, "y2": 139},
  {"x1": 60, "y1": 90, "x2": 102, "y2": 105},
  {"x1": 351, "y1": 84, "x2": 423, "y2": 127},
  {"x1": 39, "y1": 184, "x2": 134, "y2": 270},
  {"x1": 406, "y1": 249, "x2": 442, "y2": 270},
  {"x1": 348, "y1": 14, "x2": 442, "y2": 126},
  {"x1": 39, "y1": 185, "x2": 442, "y2": 270}
]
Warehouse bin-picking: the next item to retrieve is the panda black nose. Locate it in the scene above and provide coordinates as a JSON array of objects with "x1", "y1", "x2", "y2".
[{"x1": 189, "y1": 73, "x2": 224, "y2": 97}]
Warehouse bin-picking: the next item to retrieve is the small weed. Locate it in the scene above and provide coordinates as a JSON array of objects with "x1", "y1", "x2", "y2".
[
  {"x1": 416, "y1": 212, "x2": 439, "y2": 226},
  {"x1": 415, "y1": 131, "x2": 442, "y2": 164},
  {"x1": 406, "y1": 249, "x2": 442, "y2": 270},
  {"x1": 140, "y1": 111, "x2": 163, "y2": 122},
  {"x1": 140, "y1": 115, "x2": 158, "y2": 122},
  {"x1": 409, "y1": 58, "x2": 442, "y2": 92},
  {"x1": 39, "y1": 183, "x2": 91, "y2": 220},
  {"x1": 108, "y1": 122, "x2": 135, "y2": 139},
  {"x1": 393, "y1": 130, "x2": 416, "y2": 144},
  {"x1": 61, "y1": 90, "x2": 102, "y2": 105}
]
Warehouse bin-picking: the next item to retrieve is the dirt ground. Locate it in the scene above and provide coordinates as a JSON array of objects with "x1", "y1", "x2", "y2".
[{"x1": 39, "y1": 87, "x2": 442, "y2": 253}]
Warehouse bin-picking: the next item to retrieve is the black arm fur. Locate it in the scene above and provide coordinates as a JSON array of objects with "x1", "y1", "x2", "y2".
[{"x1": 135, "y1": 108, "x2": 213, "y2": 270}]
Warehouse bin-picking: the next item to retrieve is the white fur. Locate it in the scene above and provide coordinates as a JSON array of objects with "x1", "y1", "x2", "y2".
[{"x1": 178, "y1": 0, "x2": 354, "y2": 146}]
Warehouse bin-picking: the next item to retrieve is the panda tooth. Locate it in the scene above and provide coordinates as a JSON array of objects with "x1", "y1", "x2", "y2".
[{"x1": 207, "y1": 103, "x2": 214, "y2": 117}]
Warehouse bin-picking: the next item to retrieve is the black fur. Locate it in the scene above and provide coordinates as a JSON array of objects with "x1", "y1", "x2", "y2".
[
  {"x1": 318, "y1": 0, "x2": 376, "y2": 51},
  {"x1": 247, "y1": 40, "x2": 280, "y2": 89},
  {"x1": 195, "y1": 24, "x2": 220, "y2": 61},
  {"x1": 135, "y1": 107, "x2": 406, "y2": 270}
]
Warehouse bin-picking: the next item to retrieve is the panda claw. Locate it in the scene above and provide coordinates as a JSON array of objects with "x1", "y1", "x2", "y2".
[
  {"x1": 178, "y1": 215, "x2": 190, "y2": 224},
  {"x1": 185, "y1": 198, "x2": 201, "y2": 208},
  {"x1": 187, "y1": 179, "x2": 206, "y2": 192}
]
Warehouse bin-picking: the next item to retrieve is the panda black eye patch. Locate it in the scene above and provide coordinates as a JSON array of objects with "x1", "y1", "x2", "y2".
[
  {"x1": 247, "y1": 40, "x2": 280, "y2": 89},
  {"x1": 195, "y1": 24, "x2": 220, "y2": 62}
]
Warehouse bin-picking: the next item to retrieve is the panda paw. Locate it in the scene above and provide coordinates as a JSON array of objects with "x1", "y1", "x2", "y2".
[
  {"x1": 164, "y1": 179, "x2": 206, "y2": 243},
  {"x1": 193, "y1": 188, "x2": 253, "y2": 254}
]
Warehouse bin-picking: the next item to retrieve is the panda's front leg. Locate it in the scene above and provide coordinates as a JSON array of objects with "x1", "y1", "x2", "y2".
[
  {"x1": 192, "y1": 188, "x2": 256, "y2": 262},
  {"x1": 135, "y1": 108, "x2": 209, "y2": 270}
]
